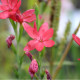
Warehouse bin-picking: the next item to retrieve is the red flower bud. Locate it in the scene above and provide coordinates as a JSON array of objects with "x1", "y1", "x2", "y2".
[
  {"x1": 6, "y1": 34, "x2": 15, "y2": 48},
  {"x1": 29, "y1": 59, "x2": 38, "y2": 78},
  {"x1": 25, "y1": 51, "x2": 33, "y2": 61},
  {"x1": 45, "y1": 70, "x2": 51, "y2": 80}
]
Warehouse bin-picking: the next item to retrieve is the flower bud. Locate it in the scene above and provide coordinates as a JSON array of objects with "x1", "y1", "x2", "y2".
[
  {"x1": 10, "y1": 34, "x2": 15, "y2": 40},
  {"x1": 6, "y1": 34, "x2": 15, "y2": 48},
  {"x1": 39, "y1": 15, "x2": 42, "y2": 20},
  {"x1": 29, "y1": 59, "x2": 38, "y2": 78},
  {"x1": 25, "y1": 51, "x2": 33, "y2": 61},
  {"x1": 45, "y1": 69, "x2": 51, "y2": 80}
]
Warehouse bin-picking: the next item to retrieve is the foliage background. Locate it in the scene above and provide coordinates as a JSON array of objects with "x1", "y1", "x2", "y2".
[{"x1": 0, "y1": 0, "x2": 80, "y2": 79}]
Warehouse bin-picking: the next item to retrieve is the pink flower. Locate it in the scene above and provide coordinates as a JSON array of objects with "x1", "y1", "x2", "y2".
[
  {"x1": 10, "y1": 9, "x2": 36, "y2": 23},
  {"x1": 0, "y1": 0, "x2": 21, "y2": 19},
  {"x1": 23, "y1": 22, "x2": 55, "y2": 51},
  {"x1": 29, "y1": 59, "x2": 38, "y2": 78},
  {"x1": 77, "y1": 58, "x2": 80, "y2": 61},
  {"x1": 45, "y1": 69, "x2": 51, "y2": 80},
  {"x1": 72, "y1": 34, "x2": 80, "y2": 46},
  {"x1": 25, "y1": 51, "x2": 33, "y2": 61},
  {"x1": 39, "y1": 15, "x2": 42, "y2": 20},
  {"x1": 6, "y1": 34, "x2": 15, "y2": 48}
]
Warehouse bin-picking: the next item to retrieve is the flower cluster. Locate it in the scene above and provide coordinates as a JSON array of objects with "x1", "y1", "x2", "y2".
[
  {"x1": 0, "y1": 0, "x2": 54, "y2": 79},
  {"x1": 0, "y1": 0, "x2": 36, "y2": 23}
]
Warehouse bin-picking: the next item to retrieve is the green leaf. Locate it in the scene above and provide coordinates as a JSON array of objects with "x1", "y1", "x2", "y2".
[
  {"x1": 35, "y1": 3, "x2": 39, "y2": 29},
  {"x1": 41, "y1": 70, "x2": 45, "y2": 79}
]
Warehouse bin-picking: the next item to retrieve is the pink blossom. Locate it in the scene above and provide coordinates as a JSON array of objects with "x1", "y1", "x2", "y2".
[
  {"x1": 72, "y1": 34, "x2": 80, "y2": 46},
  {"x1": 77, "y1": 58, "x2": 80, "y2": 61},
  {"x1": 23, "y1": 22, "x2": 55, "y2": 51},
  {"x1": 39, "y1": 15, "x2": 42, "y2": 20},
  {"x1": 10, "y1": 9, "x2": 36, "y2": 23},
  {"x1": 0, "y1": 0, "x2": 21, "y2": 19},
  {"x1": 25, "y1": 51, "x2": 33, "y2": 61},
  {"x1": 6, "y1": 34, "x2": 15, "y2": 48},
  {"x1": 45, "y1": 69, "x2": 51, "y2": 80},
  {"x1": 29, "y1": 59, "x2": 38, "y2": 78}
]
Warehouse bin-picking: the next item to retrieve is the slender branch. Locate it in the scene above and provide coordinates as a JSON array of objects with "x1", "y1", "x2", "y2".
[{"x1": 52, "y1": 24, "x2": 80, "y2": 79}]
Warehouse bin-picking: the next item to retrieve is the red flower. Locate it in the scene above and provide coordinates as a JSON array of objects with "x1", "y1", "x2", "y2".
[
  {"x1": 72, "y1": 34, "x2": 80, "y2": 46},
  {"x1": 0, "y1": 0, "x2": 21, "y2": 19},
  {"x1": 23, "y1": 22, "x2": 55, "y2": 51},
  {"x1": 10, "y1": 9, "x2": 36, "y2": 23},
  {"x1": 77, "y1": 58, "x2": 80, "y2": 61},
  {"x1": 45, "y1": 69, "x2": 51, "y2": 80},
  {"x1": 29, "y1": 59, "x2": 38, "y2": 78},
  {"x1": 6, "y1": 34, "x2": 15, "y2": 48}
]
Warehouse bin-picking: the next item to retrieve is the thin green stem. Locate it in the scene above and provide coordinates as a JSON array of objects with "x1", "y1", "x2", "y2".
[
  {"x1": 52, "y1": 24, "x2": 80, "y2": 80},
  {"x1": 39, "y1": 52, "x2": 41, "y2": 78}
]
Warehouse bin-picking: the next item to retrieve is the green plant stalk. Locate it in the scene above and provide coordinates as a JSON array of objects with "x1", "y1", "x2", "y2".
[
  {"x1": 52, "y1": 24, "x2": 80, "y2": 80},
  {"x1": 39, "y1": 52, "x2": 41, "y2": 79},
  {"x1": 16, "y1": 24, "x2": 24, "y2": 79},
  {"x1": 10, "y1": 19, "x2": 24, "y2": 79},
  {"x1": 38, "y1": 51, "x2": 44, "y2": 79},
  {"x1": 49, "y1": 0, "x2": 61, "y2": 77},
  {"x1": 57, "y1": 21, "x2": 71, "y2": 60}
]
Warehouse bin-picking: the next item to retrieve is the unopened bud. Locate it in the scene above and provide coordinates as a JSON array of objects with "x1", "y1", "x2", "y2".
[
  {"x1": 29, "y1": 59, "x2": 38, "y2": 78},
  {"x1": 25, "y1": 51, "x2": 33, "y2": 61},
  {"x1": 45, "y1": 69, "x2": 51, "y2": 80},
  {"x1": 6, "y1": 34, "x2": 15, "y2": 48}
]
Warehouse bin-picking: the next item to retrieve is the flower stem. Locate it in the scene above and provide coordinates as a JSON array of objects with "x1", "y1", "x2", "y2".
[
  {"x1": 39, "y1": 51, "x2": 43, "y2": 79},
  {"x1": 9, "y1": 19, "x2": 24, "y2": 79},
  {"x1": 39, "y1": 52, "x2": 41, "y2": 78},
  {"x1": 52, "y1": 24, "x2": 80, "y2": 80}
]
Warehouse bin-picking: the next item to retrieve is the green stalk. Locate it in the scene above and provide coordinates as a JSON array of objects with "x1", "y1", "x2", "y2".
[
  {"x1": 9, "y1": 19, "x2": 24, "y2": 79},
  {"x1": 52, "y1": 24, "x2": 80, "y2": 80}
]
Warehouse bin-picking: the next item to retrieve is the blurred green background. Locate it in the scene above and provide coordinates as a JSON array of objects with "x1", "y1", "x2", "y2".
[{"x1": 0, "y1": 0, "x2": 80, "y2": 79}]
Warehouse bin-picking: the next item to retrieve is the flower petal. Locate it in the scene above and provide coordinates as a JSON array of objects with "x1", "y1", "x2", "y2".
[
  {"x1": 43, "y1": 40, "x2": 55, "y2": 47},
  {"x1": 1, "y1": 0, "x2": 8, "y2": 5},
  {"x1": 22, "y1": 22, "x2": 38, "y2": 39},
  {"x1": 13, "y1": 0, "x2": 21, "y2": 11},
  {"x1": 8, "y1": 0, "x2": 18, "y2": 9},
  {"x1": 0, "y1": 11, "x2": 9, "y2": 19},
  {"x1": 0, "y1": 5, "x2": 9, "y2": 10},
  {"x1": 72, "y1": 34, "x2": 80, "y2": 46},
  {"x1": 42, "y1": 28, "x2": 54, "y2": 40},
  {"x1": 22, "y1": 9, "x2": 35, "y2": 18},
  {"x1": 35, "y1": 42, "x2": 44, "y2": 51},
  {"x1": 39, "y1": 22, "x2": 49, "y2": 37},
  {"x1": 24, "y1": 40, "x2": 38, "y2": 51},
  {"x1": 23, "y1": 14, "x2": 36, "y2": 23}
]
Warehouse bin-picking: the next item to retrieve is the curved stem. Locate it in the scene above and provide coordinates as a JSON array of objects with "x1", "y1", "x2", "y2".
[{"x1": 52, "y1": 24, "x2": 80, "y2": 79}]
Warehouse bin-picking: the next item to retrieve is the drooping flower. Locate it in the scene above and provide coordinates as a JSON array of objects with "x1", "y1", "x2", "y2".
[
  {"x1": 72, "y1": 34, "x2": 80, "y2": 46},
  {"x1": 6, "y1": 34, "x2": 15, "y2": 48},
  {"x1": 25, "y1": 51, "x2": 33, "y2": 61},
  {"x1": 10, "y1": 9, "x2": 36, "y2": 24},
  {"x1": 45, "y1": 69, "x2": 51, "y2": 80},
  {"x1": 23, "y1": 22, "x2": 55, "y2": 51},
  {"x1": 0, "y1": 0, "x2": 21, "y2": 19},
  {"x1": 29, "y1": 59, "x2": 38, "y2": 78}
]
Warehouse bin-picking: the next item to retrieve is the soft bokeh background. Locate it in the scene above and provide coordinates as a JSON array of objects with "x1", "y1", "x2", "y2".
[{"x1": 0, "y1": 0, "x2": 80, "y2": 79}]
